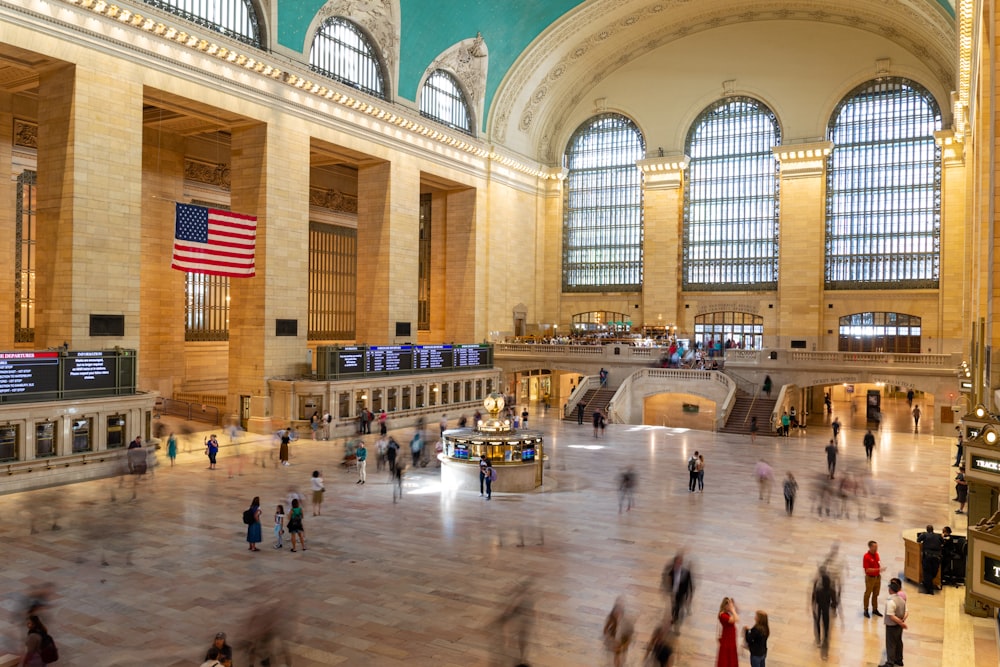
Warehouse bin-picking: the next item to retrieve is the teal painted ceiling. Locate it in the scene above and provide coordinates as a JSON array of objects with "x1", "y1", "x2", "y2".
[{"x1": 277, "y1": 0, "x2": 955, "y2": 115}]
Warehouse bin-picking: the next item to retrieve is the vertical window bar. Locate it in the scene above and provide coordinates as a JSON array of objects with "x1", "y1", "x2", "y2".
[
  {"x1": 420, "y1": 70, "x2": 473, "y2": 135},
  {"x1": 825, "y1": 78, "x2": 941, "y2": 289},
  {"x1": 562, "y1": 113, "x2": 645, "y2": 292},
  {"x1": 15, "y1": 170, "x2": 36, "y2": 343}
]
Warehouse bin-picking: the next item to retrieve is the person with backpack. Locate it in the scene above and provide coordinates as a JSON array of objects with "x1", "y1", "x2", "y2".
[
  {"x1": 287, "y1": 498, "x2": 306, "y2": 551},
  {"x1": 485, "y1": 461, "x2": 496, "y2": 500},
  {"x1": 687, "y1": 452, "x2": 699, "y2": 492},
  {"x1": 22, "y1": 614, "x2": 57, "y2": 666},
  {"x1": 244, "y1": 496, "x2": 262, "y2": 552}
]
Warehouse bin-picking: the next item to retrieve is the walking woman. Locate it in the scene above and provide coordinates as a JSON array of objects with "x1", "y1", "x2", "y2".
[
  {"x1": 287, "y1": 498, "x2": 306, "y2": 551},
  {"x1": 246, "y1": 496, "x2": 262, "y2": 551},
  {"x1": 21, "y1": 615, "x2": 54, "y2": 667},
  {"x1": 715, "y1": 597, "x2": 739, "y2": 667},
  {"x1": 166, "y1": 432, "x2": 178, "y2": 467},
  {"x1": 696, "y1": 454, "x2": 706, "y2": 492}
]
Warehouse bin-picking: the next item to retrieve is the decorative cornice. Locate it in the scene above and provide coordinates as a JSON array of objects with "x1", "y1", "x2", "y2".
[
  {"x1": 184, "y1": 158, "x2": 230, "y2": 190},
  {"x1": 13, "y1": 118, "x2": 37, "y2": 149},
  {"x1": 309, "y1": 186, "x2": 359, "y2": 214},
  {"x1": 637, "y1": 155, "x2": 688, "y2": 190},
  {"x1": 773, "y1": 141, "x2": 833, "y2": 179}
]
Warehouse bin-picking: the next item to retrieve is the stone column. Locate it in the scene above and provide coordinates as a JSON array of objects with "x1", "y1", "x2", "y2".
[
  {"x1": 638, "y1": 156, "x2": 688, "y2": 332},
  {"x1": 935, "y1": 130, "x2": 967, "y2": 356},
  {"x1": 539, "y1": 167, "x2": 566, "y2": 329},
  {"x1": 227, "y1": 122, "x2": 311, "y2": 432},
  {"x1": 443, "y1": 187, "x2": 480, "y2": 342},
  {"x1": 0, "y1": 93, "x2": 14, "y2": 350},
  {"x1": 356, "y1": 158, "x2": 420, "y2": 344},
  {"x1": 772, "y1": 141, "x2": 833, "y2": 348},
  {"x1": 35, "y1": 64, "x2": 143, "y2": 349}
]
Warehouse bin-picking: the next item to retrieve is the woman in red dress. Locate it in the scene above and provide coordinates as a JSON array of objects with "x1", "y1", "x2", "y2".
[{"x1": 716, "y1": 596, "x2": 740, "y2": 667}]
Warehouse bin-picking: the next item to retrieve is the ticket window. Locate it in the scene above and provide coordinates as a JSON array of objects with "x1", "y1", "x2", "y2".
[
  {"x1": 72, "y1": 418, "x2": 92, "y2": 453},
  {"x1": 107, "y1": 415, "x2": 126, "y2": 449},
  {"x1": 415, "y1": 385, "x2": 425, "y2": 408},
  {"x1": 402, "y1": 386, "x2": 412, "y2": 410},
  {"x1": 338, "y1": 392, "x2": 350, "y2": 419},
  {"x1": 388, "y1": 388, "x2": 398, "y2": 412},
  {"x1": 464, "y1": 381, "x2": 472, "y2": 402},
  {"x1": 36, "y1": 422, "x2": 56, "y2": 458},
  {"x1": 453, "y1": 381, "x2": 461, "y2": 403},
  {"x1": 372, "y1": 388, "x2": 383, "y2": 413},
  {"x1": 0, "y1": 425, "x2": 17, "y2": 462}
]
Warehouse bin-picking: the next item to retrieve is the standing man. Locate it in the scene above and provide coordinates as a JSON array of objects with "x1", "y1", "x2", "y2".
[
  {"x1": 577, "y1": 402, "x2": 585, "y2": 425},
  {"x1": 917, "y1": 525, "x2": 943, "y2": 594},
  {"x1": 881, "y1": 579, "x2": 908, "y2": 667},
  {"x1": 863, "y1": 429, "x2": 876, "y2": 461},
  {"x1": 688, "y1": 451, "x2": 700, "y2": 493},
  {"x1": 911, "y1": 405, "x2": 921, "y2": 431},
  {"x1": 863, "y1": 540, "x2": 886, "y2": 618},
  {"x1": 378, "y1": 409, "x2": 388, "y2": 436},
  {"x1": 953, "y1": 428, "x2": 964, "y2": 467},
  {"x1": 906, "y1": 389, "x2": 914, "y2": 407},
  {"x1": 355, "y1": 440, "x2": 367, "y2": 485},
  {"x1": 825, "y1": 439, "x2": 839, "y2": 479}
]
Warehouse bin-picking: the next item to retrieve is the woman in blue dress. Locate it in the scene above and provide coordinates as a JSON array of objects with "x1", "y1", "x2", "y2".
[{"x1": 246, "y1": 496, "x2": 262, "y2": 551}]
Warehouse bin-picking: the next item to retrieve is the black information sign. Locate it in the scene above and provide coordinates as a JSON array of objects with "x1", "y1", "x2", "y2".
[
  {"x1": 454, "y1": 344, "x2": 489, "y2": 368},
  {"x1": 63, "y1": 351, "x2": 116, "y2": 392},
  {"x1": 985, "y1": 555, "x2": 1000, "y2": 588},
  {"x1": 972, "y1": 455, "x2": 1000, "y2": 475},
  {"x1": 367, "y1": 346, "x2": 414, "y2": 374},
  {"x1": 337, "y1": 347, "x2": 367, "y2": 375},
  {"x1": 414, "y1": 345, "x2": 453, "y2": 370},
  {"x1": 0, "y1": 351, "x2": 60, "y2": 398}
]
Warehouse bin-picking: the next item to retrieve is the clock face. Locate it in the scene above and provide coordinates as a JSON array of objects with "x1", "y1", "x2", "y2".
[{"x1": 484, "y1": 392, "x2": 505, "y2": 413}]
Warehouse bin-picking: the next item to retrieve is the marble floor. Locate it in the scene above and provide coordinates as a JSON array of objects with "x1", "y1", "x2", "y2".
[{"x1": 0, "y1": 397, "x2": 994, "y2": 666}]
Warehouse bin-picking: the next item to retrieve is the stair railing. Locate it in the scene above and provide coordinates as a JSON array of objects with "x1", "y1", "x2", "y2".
[{"x1": 723, "y1": 369, "x2": 763, "y2": 425}]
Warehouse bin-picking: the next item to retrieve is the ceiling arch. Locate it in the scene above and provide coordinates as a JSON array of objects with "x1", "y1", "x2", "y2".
[{"x1": 489, "y1": 0, "x2": 956, "y2": 162}]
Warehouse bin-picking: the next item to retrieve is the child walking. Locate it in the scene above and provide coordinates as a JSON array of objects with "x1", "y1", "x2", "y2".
[{"x1": 273, "y1": 504, "x2": 285, "y2": 549}]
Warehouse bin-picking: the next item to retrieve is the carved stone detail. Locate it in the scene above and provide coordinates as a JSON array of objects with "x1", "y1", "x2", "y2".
[
  {"x1": 310, "y1": 186, "x2": 359, "y2": 214},
  {"x1": 316, "y1": 0, "x2": 399, "y2": 81},
  {"x1": 13, "y1": 119, "x2": 37, "y2": 149},
  {"x1": 184, "y1": 159, "x2": 231, "y2": 190}
]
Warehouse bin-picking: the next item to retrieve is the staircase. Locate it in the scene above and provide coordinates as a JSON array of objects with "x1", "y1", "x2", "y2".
[
  {"x1": 720, "y1": 389, "x2": 777, "y2": 436},
  {"x1": 564, "y1": 388, "x2": 616, "y2": 421}
]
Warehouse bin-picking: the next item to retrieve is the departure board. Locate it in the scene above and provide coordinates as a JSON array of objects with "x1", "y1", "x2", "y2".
[
  {"x1": 414, "y1": 345, "x2": 453, "y2": 370},
  {"x1": 0, "y1": 351, "x2": 60, "y2": 399},
  {"x1": 63, "y1": 351, "x2": 116, "y2": 392},
  {"x1": 453, "y1": 344, "x2": 490, "y2": 368},
  {"x1": 337, "y1": 347, "x2": 367, "y2": 375},
  {"x1": 366, "y1": 346, "x2": 414, "y2": 373}
]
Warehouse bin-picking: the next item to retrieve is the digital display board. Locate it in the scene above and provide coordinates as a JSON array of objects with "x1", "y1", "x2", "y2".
[
  {"x1": 0, "y1": 351, "x2": 60, "y2": 399},
  {"x1": 337, "y1": 347, "x2": 367, "y2": 375},
  {"x1": 63, "y1": 351, "x2": 116, "y2": 392},
  {"x1": 414, "y1": 345, "x2": 453, "y2": 370},
  {"x1": 453, "y1": 344, "x2": 490, "y2": 368},
  {"x1": 367, "y1": 346, "x2": 414, "y2": 374}
]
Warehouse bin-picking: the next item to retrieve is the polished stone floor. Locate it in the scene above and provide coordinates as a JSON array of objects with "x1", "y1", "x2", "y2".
[{"x1": 0, "y1": 396, "x2": 994, "y2": 666}]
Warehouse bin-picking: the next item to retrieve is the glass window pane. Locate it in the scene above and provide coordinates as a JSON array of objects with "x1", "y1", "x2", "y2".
[
  {"x1": 420, "y1": 70, "x2": 473, "y2": 135},
  {"x1": 310, "y1": 17, "x2": 386, "y2": 100},
  {"x1": 141, "y1": 0, "x2": 260, "y2": 47}
]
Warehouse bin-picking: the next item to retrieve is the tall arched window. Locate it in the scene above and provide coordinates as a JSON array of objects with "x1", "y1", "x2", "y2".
[
  {"x1": 420, "y1": 70, "x2": 473, "y2": 135},
  {"x1": 839, "y1": 312, "x2": 921, "y2": 353},
  {"x1": 825, "y1": 78, "x2": 942, "y2": 289},
  {"x1": 563, "y1": 114, "x2": 645, "y2": 292},
  {"x1": 683, "y1": 97, "x2": 780, "y2": 291},
  {"x1": 141, "y1": 0, "x2": 261, "y2": 47},
  {"x1": 310, "y1": 17, "x2": 386, "y2": 99}
]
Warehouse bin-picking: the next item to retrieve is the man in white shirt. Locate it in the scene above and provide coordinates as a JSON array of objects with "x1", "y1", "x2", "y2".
[{"x1": 881, "y1": 579, "x2": 908, "y2": 667}]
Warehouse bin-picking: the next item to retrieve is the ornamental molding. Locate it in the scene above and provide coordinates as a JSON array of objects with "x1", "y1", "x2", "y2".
[
  {"x1": 310, "y1": 186, "x2": 359, "y2": 214},
  {"x1": 184, "y1": 158, "x2": 230, "y2": 190},
  {"x1": 490, "y1": 0, "x2": 956, "y2": 163},
  {"x1": 13, "y1": 119, "x2": 37, "y2": 149}
]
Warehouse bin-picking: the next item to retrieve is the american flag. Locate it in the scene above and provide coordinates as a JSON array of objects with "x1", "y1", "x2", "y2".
[{"x1": 171, "y1": 203, "x2": 257, "y2": 278}]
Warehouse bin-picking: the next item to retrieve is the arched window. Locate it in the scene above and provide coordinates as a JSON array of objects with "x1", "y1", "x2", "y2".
[
  {"x1": 839, "y1": 312, "x2": 921, "y2": 353},
  {"x1": 694, "y1": 312, "x2": 763, "y2": 351},
  {"x1": 683, "y1": 97, "x2": 780, "y2": 291},
  {"x1": 141, "y1": 0, "x2": 261, "y2": 47},
  {"x1": 310, "y1": 17, "x2": 386, "y2": 99},
  {"x1": 563, "y1": 114, "x2": 645, "y2": 292},
  {"x1": 420, "y1": 70, "x2": 473, "y2": 135},
  {"x1": 825, "y1": 78, "x2": 942, "y2": 289}
]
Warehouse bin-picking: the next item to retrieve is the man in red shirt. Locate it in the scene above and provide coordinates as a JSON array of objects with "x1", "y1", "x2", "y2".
[{"x1": 863, "y1": 540, "x2": 886, "y2": 618}]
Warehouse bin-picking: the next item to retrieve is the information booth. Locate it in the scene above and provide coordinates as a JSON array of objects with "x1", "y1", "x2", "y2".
[{"x1": 960, "y1": 406, "x2": 1000, "y2": 617}]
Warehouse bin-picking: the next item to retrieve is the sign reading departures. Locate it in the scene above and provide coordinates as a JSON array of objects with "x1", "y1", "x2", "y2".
[{"x1": 318, "y1": 344, "x2": 492, "y2": 379}]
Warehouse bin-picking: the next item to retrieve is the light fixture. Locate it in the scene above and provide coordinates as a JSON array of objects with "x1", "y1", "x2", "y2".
[
  {"x1": 985, "y1": 426, "x2": 999, "y2": 445},
  {"x1": 976, "y1": 405, "x2": 987, "y2": 418}
]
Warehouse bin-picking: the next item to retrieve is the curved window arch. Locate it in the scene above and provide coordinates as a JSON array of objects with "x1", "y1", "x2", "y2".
[
  {"x1": 839, "y1": 311, "x2": 921, "y2": 353},
  {"x1": 562, "y1": 113, "x2": 645, "y2": 292},
  {"x1": 141, "y1": 0, "x2": 261, "y2": 47},
  {"x1": 310, "y1": 17, "x2": 386, "y2": 99},
  {"x1": 825, "y1": 78, "x2": 942, "y2": 289},
  {"x1": 683, "y1": 97, "x2": 780, "y2": 291},
  {"x1": 420, "y1": 70, "x2": 474, "y2": 135}
]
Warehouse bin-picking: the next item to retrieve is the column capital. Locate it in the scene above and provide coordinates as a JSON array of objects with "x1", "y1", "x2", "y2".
[
  {"x1": 637, "y1": 155, "x2": 689, "y2": 190},
  {"x1": 935, "y1": 129, "x2": 965, "y2": 166},
  {"x1": 773, "y1": 141, "x2": 833, "y2": 179}
]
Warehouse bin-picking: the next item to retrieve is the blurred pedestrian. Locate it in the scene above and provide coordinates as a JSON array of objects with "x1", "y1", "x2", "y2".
[
  {"x1": 645, "y1": 620, "x2": 675, "y2": 666},
  {"x1": 715, "y1": 597, "x2": 739, "y2": 667},
  {"x1": 273, "y1": 504, "x2": 285, "y2": 549},
  {"x1": 356, "y1": 440, "x2": 367, "y2": 484},
  {"x1": 912, "y1": 405, "x2": 921, "y2": 431},
  {"x1": 485, "y1": 461, "x2": 495, "y2": 500},
  {"x1": 783, "y1": 472, "x2": 798, "y2": 515},
  {"x1": 205, "y1": 434, "x2": 220, "y2": 470},
  {"x1": 287, "y1": 498, "x2": 306, "y2": 551},
  {"x1": 831, "y1": 417, "x2": 841, "y2": 441},
  {"x1": 279, "y1": 429, "x2": 290, "y2": 466},
  {"x1": 618, "y1": 467, "x2": 637, "y2": 513},
  {"x1": 603, "y1": 597, "x2": 634, "y2": 667},
  {"x1": 661, "y1": 552, "x2": 694, "y2": 631},
  {"x1": 755, "y1": 459, "x2": 773, "y2": 503},
  {"x1": 21, "y1": 615, "x2": 55, "y2": 667},
  {"x1": 166, "y1": 432, "x2": 177, "y2": 467},
  {"x1": 825, "y1": 440, "x2": 838, "y2": 479},
  {"x1": 812, "y1": 567, "x2": 838, "y2": 659},
  {"x1": 750, "y1": 415, "x2": 758, "y2": 443},
  {"x1": 393, "y1": 462, "x2": 405, "y2": 503},
  {"x1": 864, "y1": 429, "x2": 876, "y2": 461},
  {"x1": 245, "y1": 496, "x2": 262, "y2": 552}
]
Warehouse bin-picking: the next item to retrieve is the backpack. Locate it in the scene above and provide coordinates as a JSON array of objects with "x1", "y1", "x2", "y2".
[
  {"x1": 242, "y1": 508, "x2": 255, "y2": 525},
  {"x1": 39, "y1": 633, "x2": 58, "y2": 663},
  {"x1": 489, "y1": 467, "x2": 498, "y2": 482},
  {"x1": 687, "y1": 458, "x2": 696, "y2": 473}
]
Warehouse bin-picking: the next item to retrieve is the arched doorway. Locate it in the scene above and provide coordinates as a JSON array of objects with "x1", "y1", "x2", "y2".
[{"x1": 694, "y1": 312, "x2": 763, "y2": 350}]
